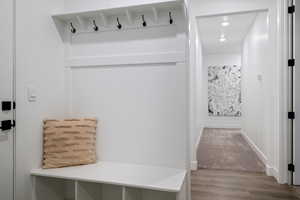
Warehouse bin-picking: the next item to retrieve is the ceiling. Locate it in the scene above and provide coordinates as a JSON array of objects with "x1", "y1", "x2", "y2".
[{"x1": 197, "y1": 12, "x2": 258, "y2": 54}]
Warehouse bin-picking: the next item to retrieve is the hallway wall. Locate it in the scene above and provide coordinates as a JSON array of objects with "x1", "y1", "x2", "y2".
[{"x1": 241, "y1": 12, "x2": 275, "y2": 174}]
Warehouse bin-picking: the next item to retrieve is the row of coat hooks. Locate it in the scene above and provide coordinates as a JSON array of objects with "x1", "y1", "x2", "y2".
[{"x1": 69, "y1": 11, "x2": 174, "y2": 34}]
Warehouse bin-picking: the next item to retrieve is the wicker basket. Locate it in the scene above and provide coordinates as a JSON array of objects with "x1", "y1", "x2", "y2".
[{"x1": 42, "y1": 118, "x2": 97, "y2": 169}]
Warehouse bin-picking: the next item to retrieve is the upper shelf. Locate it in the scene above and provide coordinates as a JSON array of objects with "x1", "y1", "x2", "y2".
[
  {"x1": 31, "y1": 161, "x2": 186, "y2": 193},
  {"x1": 52, "y1": 0, "x2": 185, "y2": 42}
]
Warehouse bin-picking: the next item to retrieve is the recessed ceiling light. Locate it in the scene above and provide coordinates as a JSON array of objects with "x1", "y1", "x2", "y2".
[
  {"x1": 219, "y1": 37, "x2": 226, "y2": 42},
  {"x1": 221, "y1": 21, "x2": 230, "y2": 27}
]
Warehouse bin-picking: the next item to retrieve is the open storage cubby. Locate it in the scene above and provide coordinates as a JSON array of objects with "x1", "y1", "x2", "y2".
[
  {"x1": 125, "y1": 187, "x2": 176, "y2": 200},
  {"x1": 76, "y1": 181, "x2": 122, "y2": 200},
  {"x1": 33, "y1": 177, "x2": 75, "y2": 200}
]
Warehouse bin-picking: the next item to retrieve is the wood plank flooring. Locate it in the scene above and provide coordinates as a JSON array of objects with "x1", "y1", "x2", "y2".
[
  {"x1": 192, "y1": 128, "x2": 299, "y2": 200},
  {"x1": 192, "y1": 169, "x2": 300, "y2": 200}
]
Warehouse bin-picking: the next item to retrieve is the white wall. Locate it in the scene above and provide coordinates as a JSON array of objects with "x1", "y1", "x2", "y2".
[
  {"x1": 70, "y1": 63, "x2": 187, "y2": 168},
  {"x1": 242, "y1": 12, "x2": 277, "y2": 177},
  {"x1": 62, "y1": 1, "x2": 188, "y2": 170},
  {"x1": 189, "y1": 0, "x2": 281, "y2": 181},
  {"x1": 201, "y1": 53, "x2": 242, "y2": 128},
  {"x1": 242, "y1": 12, "x2": 273, "y2": 160},
  {"x1": 15, "y1": 0, "x2": 66, "y2": 199}
]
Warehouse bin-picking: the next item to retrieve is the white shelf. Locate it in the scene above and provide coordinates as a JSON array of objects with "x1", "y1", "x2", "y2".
[
  {"x1": 51, "y1": 0, "x2": 184, "y2": 41},
  {"x1": 31, "y1": 161, "x2": 186, "y2": 193},
  {"x1": 52, "y1": 1, "x2": 182, "y2": 21}
]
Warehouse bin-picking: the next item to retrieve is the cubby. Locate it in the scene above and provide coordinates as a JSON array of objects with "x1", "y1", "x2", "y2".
[
  {"x1": 124, "y1": 187, "x2": 176, "y2": 200},
  {"x1": 33, "y1": 177, "x2": 75, "y2": 200},
  {"x1": 76, "y1": 182, "x2": 122, "y2": 200},
  {"x1": 31, "y1": 162, "x2": 186, "y2": 200}
]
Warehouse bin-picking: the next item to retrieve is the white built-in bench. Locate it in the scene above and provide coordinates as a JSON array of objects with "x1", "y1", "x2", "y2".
[{"x1": 31, "y1": 162, "x2": 187, "y2": 200}]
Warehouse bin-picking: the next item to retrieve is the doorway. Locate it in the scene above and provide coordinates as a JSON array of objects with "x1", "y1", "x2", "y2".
[{"x1": 195, "y1": 10, "x2": 270, "y2": 173}]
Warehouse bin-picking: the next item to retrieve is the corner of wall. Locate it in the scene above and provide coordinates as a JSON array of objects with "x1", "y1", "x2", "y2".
[{"x1": 191, "y1": 126, "x2": 203, "y2": 171}]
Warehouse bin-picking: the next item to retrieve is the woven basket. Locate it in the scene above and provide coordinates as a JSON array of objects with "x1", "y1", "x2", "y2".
[{"x1": 42, "y1": 118, "x2": 97, "y2": 169}]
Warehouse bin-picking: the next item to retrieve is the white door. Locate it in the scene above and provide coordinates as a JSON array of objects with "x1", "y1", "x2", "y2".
[
  {"x1": 294, "y1": 0, "x2": 300, "y2": 185},
  {"x1": 0, "y1": 0, "x2": 15, "y2": 199}
]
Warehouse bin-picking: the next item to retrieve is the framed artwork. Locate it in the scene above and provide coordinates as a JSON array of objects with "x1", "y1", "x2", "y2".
[{"x1": 208, "y1": 65, "x2": 242, "y2": 117}]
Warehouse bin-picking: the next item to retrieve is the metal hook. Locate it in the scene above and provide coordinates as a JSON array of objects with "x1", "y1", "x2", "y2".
[
  {"x1": 117, "y1": 17, "x2": 122, "y2": 29},
  {"x1": 169, "y1": 12, "x2": 173, "y2": 24},
  {"x1": 70, "y1": 22, "x2": 76, "y2": 34},
  {"x1": 92, "y1": 20, "x2": 99, "y2": 31},
  {"x1": 142, "y1": 15, "x2": 147, "y2": 27}
]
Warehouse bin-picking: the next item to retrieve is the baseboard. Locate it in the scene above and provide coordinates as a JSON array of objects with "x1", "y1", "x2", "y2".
[
  {"x1": 204, "y1": 124, "x2": 242, "y2": 129},
  {"x1": 241, "y1": 130, "x2": 280, "y2": 181},
  {"x1": 265, "y1": 165, "x2": 279, "y2": 178},
  {"x1": 241, "y1": 130, "x2": 268, "y2": 164},
  {"x1": 191, "y1": 161, "x2": 198, "y2": 171},
  {"x1": 191, "y1": 126, "x2": 204, "y2": 171},
  {"x1": 195, "y1": 126, "x2": 203, "y2": 153}
]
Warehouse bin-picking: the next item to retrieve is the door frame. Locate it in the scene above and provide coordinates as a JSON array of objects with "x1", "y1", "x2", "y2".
[
  {"x1": 12, "y1": 0, "x2": 16, "y2": 198},
  {"x1": 188, "y1": 0, "x2": 290, "y2": 184}
]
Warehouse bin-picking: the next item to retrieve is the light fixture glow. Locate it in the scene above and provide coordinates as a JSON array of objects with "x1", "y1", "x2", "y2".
[
  {"x1": 219, "y1": 37, "x2": 227, "y2": 42},
  {"x1": 221, "y1": 21, "x2": 230, "y2": 27},
  {"x1": 219, "y1": 34, "x2": 226, "y2": 42}
]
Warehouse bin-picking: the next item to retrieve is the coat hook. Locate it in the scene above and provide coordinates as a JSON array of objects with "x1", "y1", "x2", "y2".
[
  {"x1": 169, "y1": 12, "x2": 173, "y2": 24},
  {"x1": 70, "y1": 22, "x2": 76, "y2": 34},
  {"x1": 117, "y1": 17, "x2": 122, "y2": 29},
  {"x1": 93, "y1": 20, "x2": 99, "y2": 31},
  {"x1": 142, "y1": 15, "x2": 147, "y2": 27}
]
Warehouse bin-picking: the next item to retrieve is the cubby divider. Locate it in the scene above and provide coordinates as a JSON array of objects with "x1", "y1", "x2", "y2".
[{"x1": 76, "y1": 181, "x2": 123, "y2": 200}]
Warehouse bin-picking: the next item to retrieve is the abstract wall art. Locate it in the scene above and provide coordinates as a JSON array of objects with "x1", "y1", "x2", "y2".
[{"x1": 208, "y1": 65, "x2": 242, "y2": 117}]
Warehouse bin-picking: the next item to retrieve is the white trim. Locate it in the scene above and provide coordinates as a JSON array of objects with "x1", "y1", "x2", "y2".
[
  {"x1": 65, "y1": 52, "x2": 185, "y2": 67},
  {"x1": 190, "y1": 126, "x2": 204, "y2": 171},
  {"x1": 241, "y1": 130, "x2": 268, "y2": 164},
  {"x1": 189, "y1": 2, "x2": 289, "y2": 184},
  {"x1": 204, "y1": 124, "x2": 242, "y2": 129},
  {"x1": 190, "y1": 161, "x2": 198, "y2": 171},
  {"x1": 266, "y1": 165, "x2": 280, "y2": 178},
  {"x1": 241, "y1": 130, "x2": 280, "y2": 180},
  {"x1": 277, "y1": 0, "x2": 289, "y2": 184}
]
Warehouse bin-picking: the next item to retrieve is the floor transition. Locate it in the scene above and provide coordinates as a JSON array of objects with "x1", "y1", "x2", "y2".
[{"x1": 192, "y1": 128, "x2": 300, "y2": 200}]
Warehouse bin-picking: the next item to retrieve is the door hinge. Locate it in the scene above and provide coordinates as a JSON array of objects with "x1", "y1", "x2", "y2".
[
  {"x1": 1, "y1": 101, "x2": 16, "y2": 111},
  {"x1": 289, "y1": 5, "x2": 295, "y2": 14},
  {"x1": 288, "y1": 163, "x2": 295, "y2": 172},
  {"x1": 288, "y1": 112, "x2": 295, "y2": 119},
  {"x1": 0, "y1": 120, "x2": 15, "y2": 131},
  {"x1": 288, "y1": 59, "x2": 295, "y2": 67}
]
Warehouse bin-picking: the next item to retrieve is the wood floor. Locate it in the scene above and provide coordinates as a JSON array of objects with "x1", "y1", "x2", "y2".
[
  {"x1": 191, "y1": 169, "x2": 300, "y2": 200},
  {"x1": 192, "y1": 128, "x2": 300, "y2": 200}
]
